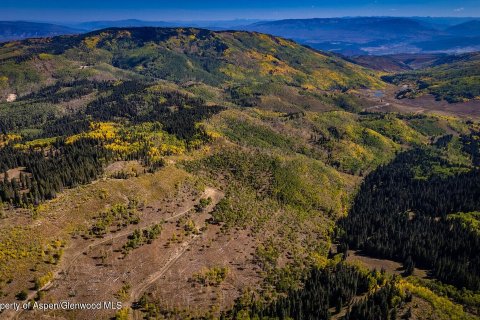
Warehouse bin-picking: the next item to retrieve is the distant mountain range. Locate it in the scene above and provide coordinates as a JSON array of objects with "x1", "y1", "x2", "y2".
[
  {"x1": 0, "y1": 19, "x2": 259, "y2": 42},
  {"x1": 0, "y1": 21, "x2": 82, "y2": 42},
  {"x1": 242, "y1": 17, "x2": 480, "y2": 55},
  {"x1": 1, "y1": 17, "x2": 480, "y2": 55},
  {"x1": 70, "y1": 19, "x2": 261, "y2": 31},
  {"x1": 446, "y1": 20, "x2": 480, "y2": 36},
  {"x1": 244, "y1": 17, "x2": 436, "y2": 43},
  {"x1": 72, "y1": 19, "x2": 172, "y2": 31},
  {"x1": 0, "y1": 19, "x2": 263, "y2": 42}
]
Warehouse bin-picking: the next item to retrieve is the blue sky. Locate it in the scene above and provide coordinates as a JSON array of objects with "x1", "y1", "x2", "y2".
[{"x1": 1, "y1": 0, "x2": 479, "y2": 22}]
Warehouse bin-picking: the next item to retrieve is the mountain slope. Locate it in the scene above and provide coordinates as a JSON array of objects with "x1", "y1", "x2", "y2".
[
  {"x1": 348, "y1": 52, "x2": 480, "y2": 72},
  {"x1": 0, "y1": 21, "x2": 83, "y2": 42},
  {"x1": 0, "y1": 27, "x2": 382, "y2": 106},
  {"x1": 349, "y1": 55, "x2": 416, "y2": 72},
  {"x1": 446, "y1": 20, "x2": 480, "y2": 36},
  {"x1": 383, "y1": 52, "x2": 480, "y2": 102}
]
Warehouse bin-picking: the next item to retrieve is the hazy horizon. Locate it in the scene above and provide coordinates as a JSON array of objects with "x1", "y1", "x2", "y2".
[
  {"x1": 2, "y1": 0, "x2": 480, "y2": 22},
  {"x1": 1, "y1": 16, "x2": 479, "y2": 26}
]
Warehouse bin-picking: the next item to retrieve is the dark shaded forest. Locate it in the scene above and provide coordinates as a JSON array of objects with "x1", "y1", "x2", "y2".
[
  {"x1": 85, "y1": 81, "x2": 224, "y2": 140},
  {"x1": 338, "y1": 148, "x2": 480, "y2": 290},
  {"x1": 223, "y1": 263, "x2": 368, "y2": 319},
  {"x1": 0, "y1": 138, "x2": 111, "y2": 205},
  {"x1": 18, "y1": 79, "x2": 113, "y2": 104},
  {"x1": 344, "y1": 282, "x2": 410, "y2": 320},
  {"x1": 219, "y1": 263, "x2": 407, "y2": 320}
]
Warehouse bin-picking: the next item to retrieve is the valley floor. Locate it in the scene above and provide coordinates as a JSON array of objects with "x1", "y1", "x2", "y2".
[{"x1": 362, "y1": 87, "x2": 480, "y2": 119}]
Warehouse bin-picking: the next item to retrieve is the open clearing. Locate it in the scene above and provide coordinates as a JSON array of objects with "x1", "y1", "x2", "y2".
[
  {"x1": 9, "y1": 179, "x2": 261, "y2": 320},
  {"x1": 346, "y1": 250, "x2": 428, "y2": 279},
  {"x1": 361, "y1": 86, "x2": 480, "y2": 119}
]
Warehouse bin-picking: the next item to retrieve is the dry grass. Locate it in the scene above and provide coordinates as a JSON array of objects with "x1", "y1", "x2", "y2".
[{"x1": 0, "y1": 164, "x2": 190, "y2": 303}]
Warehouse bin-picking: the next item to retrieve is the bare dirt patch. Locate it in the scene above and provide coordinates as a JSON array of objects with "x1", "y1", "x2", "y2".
[
  {"x1": 59, "y1": 92, "x2": 97, "y2": 114},
  {"x1": 361, "y1": 87, "x2": 480, "y2": 119},
  {"x1": 6, "y1": 94, "x2": 17, "y2": 102},
  {"x1": 104, "y1": 161, "x2": 145, "y2": 179},
  {"x1": 143, "y1": 225, "x2": 262, "y2": 317},
  {"x1": 0, "y1": 167, "x2": 29, "y2": 181},
  {"x1": 346, "y1": 250, "x2": 428, "y2": 278},
  {"x1": 0, "y1": 166, "x2": 190, "y2": 320},
  {"x1": 13, "y1": 186, "x2": 233, "y2": 320}
]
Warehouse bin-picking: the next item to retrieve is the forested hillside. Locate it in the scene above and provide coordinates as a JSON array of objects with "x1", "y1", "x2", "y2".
[
  {"x1": 0, "y1": 27, "x2": 479, "y2": 319},
  {"x1": 339, "y1": 147, "x2": 480, "y2": 290},
  {"x1": 382, "y1": 52, "x2": 480, "y2": 103},
  {"x1": 0, "y1": 27, "x2": 381, "y2": 100}
]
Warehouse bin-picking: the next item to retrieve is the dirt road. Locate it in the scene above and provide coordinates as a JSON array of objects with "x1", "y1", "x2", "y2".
[
  {"x1": 127, "y1": 187, "x2": 223, "y2": 306},
  {"x1": 5, "y1": 187, "x2": 223, "y2": 320}
]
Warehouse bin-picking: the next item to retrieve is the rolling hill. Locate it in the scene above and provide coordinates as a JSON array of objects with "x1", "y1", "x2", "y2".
[
  {"x1": 352, "y1": 51, "x2": 480, "y2": 72},
  {"x1": 446, "y1": 20, "x2": 480, "y2": 36},
  {"x1": 349, "y1": 55, "x2": 416, "y2": 72},
  {"x1": 0, "y1": 27, "x2": 382, "y2": 107},
  {"x1": 383, "y1": 52, "x2": 480, "y2": 102}
]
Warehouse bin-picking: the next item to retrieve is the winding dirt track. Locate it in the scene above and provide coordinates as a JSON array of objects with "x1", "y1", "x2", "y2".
[
  {"x1": 5, "y1": 187, "x2": 222, "y2": 320},
  {"x1": 127, "y1": 236, "x2": 197, "y2": 305},
  {"x1": 127, "y1": 187, "x2": 222, "y2": 306}
]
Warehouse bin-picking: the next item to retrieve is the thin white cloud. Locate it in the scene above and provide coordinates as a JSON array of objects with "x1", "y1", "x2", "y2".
[{"x1": 454, "y1": 7, "x2": 465, "y2": 12}]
